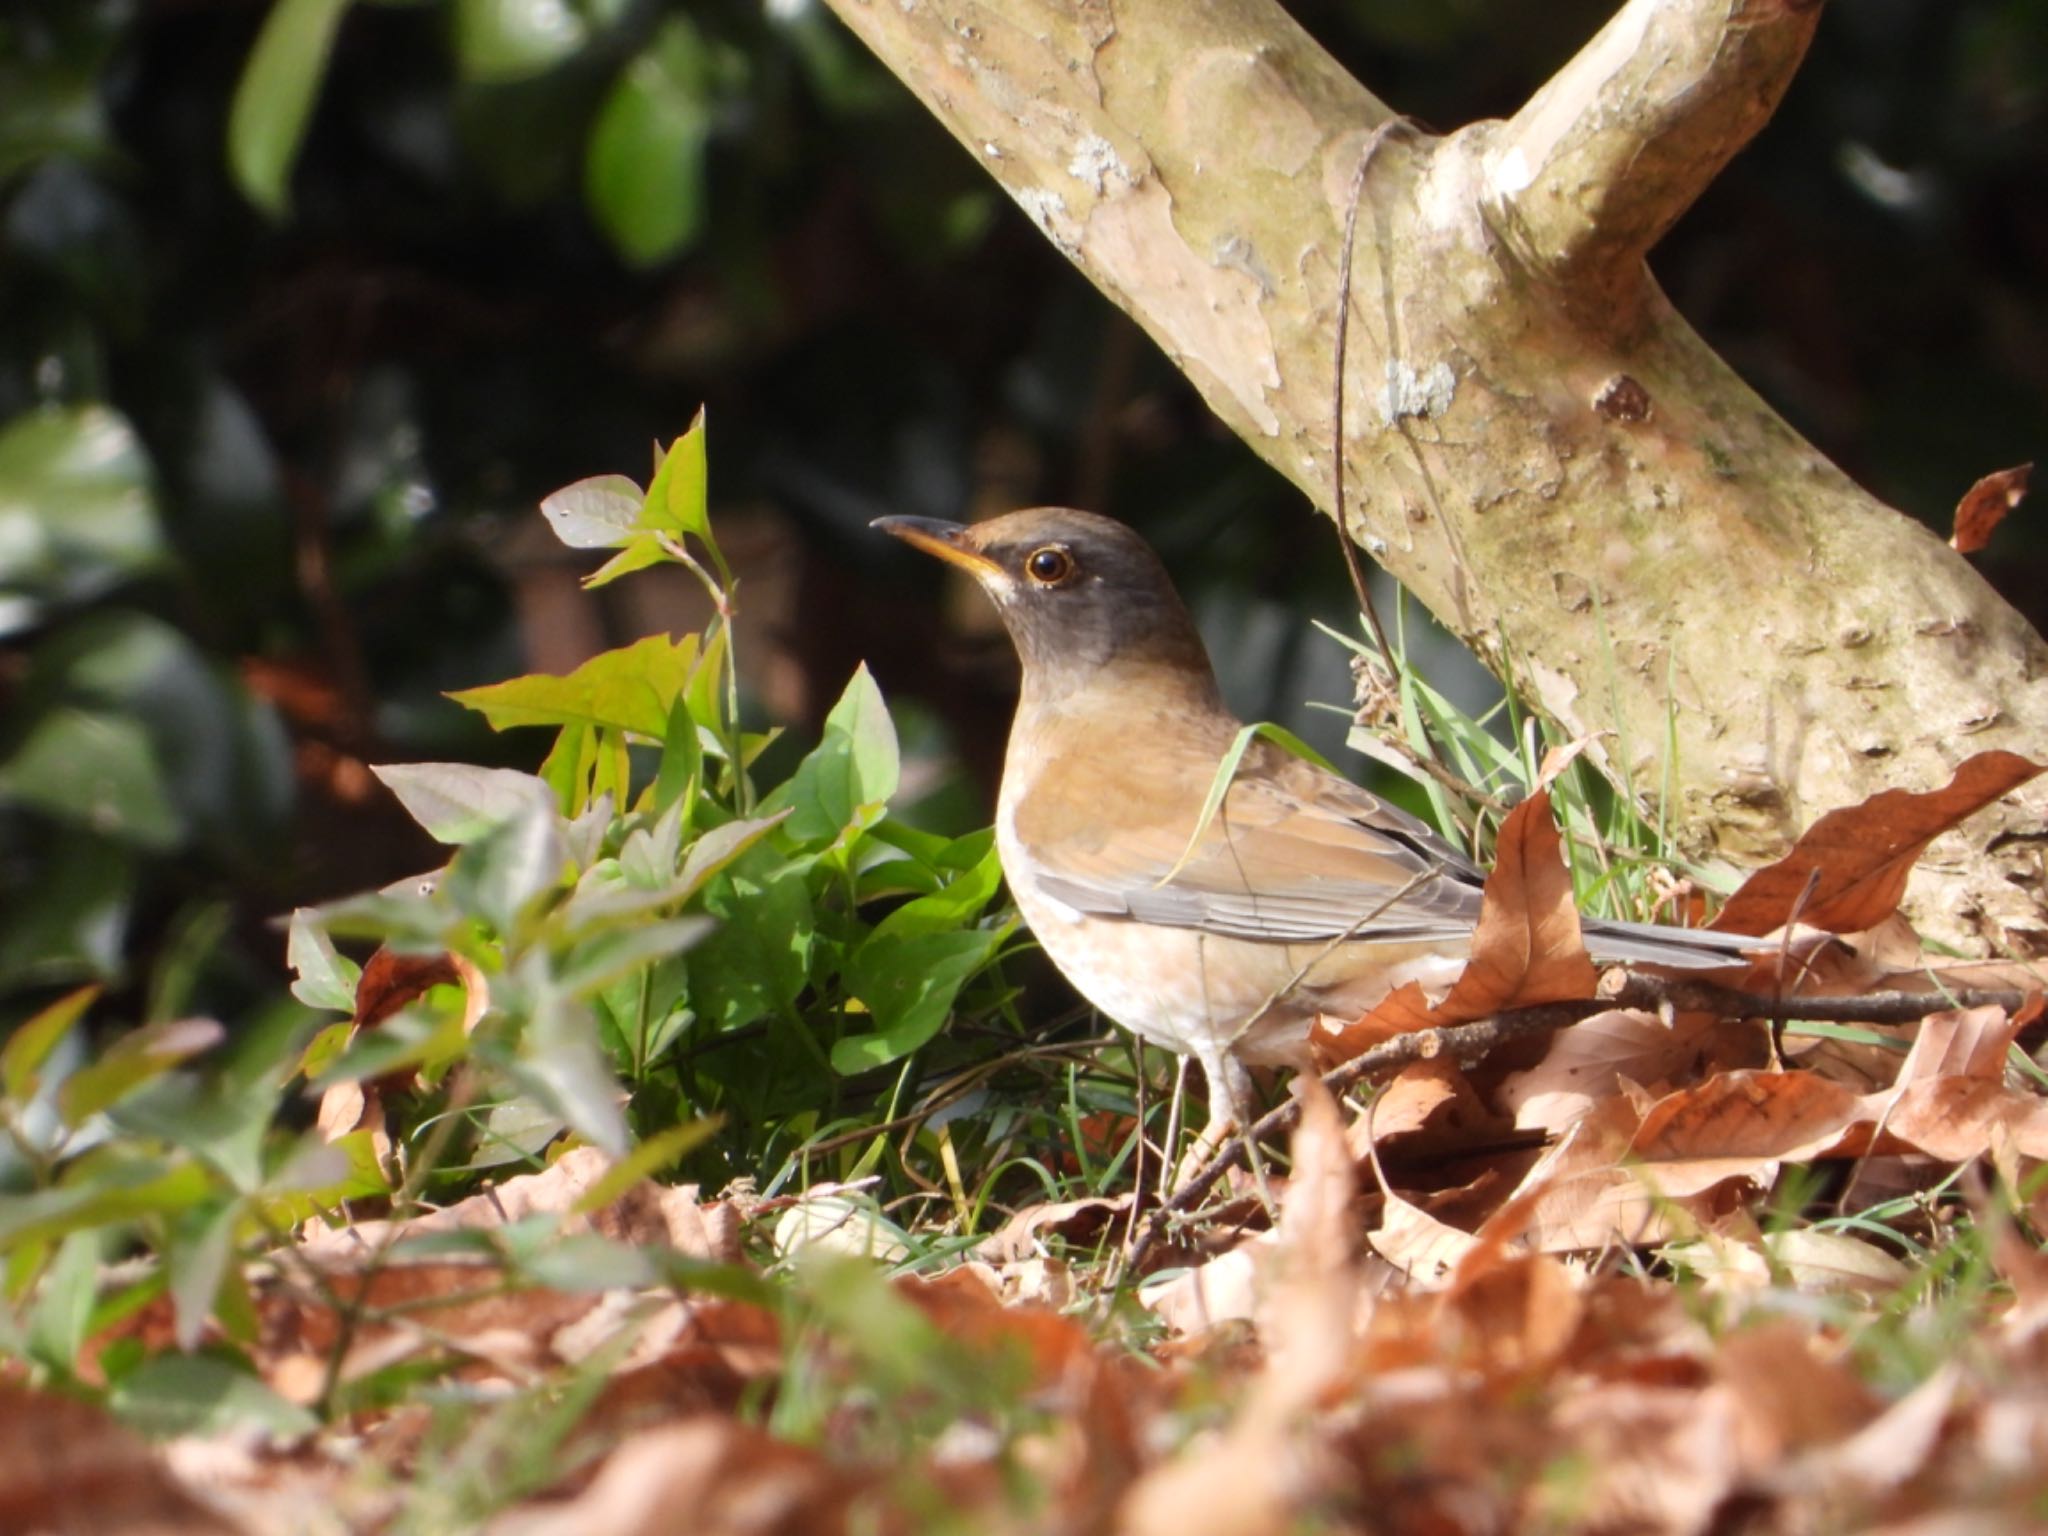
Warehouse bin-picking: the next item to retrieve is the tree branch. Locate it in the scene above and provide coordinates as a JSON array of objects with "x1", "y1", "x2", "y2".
[
  {"x1": 1493, "y1": 0, "x2": 1822, "y2": 312},
  {"x1": 818, "y1": 0, "x2": 2048, "y2": 957}
]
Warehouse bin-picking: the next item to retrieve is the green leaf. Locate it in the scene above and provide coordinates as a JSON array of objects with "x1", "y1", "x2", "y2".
[
  {"x1": 168, "y1": 1199, "x2": 242, "y2": 1353},
  {"x1": 2, "y1": 984, "x2": 98, "y2": 1102},
  {"x1": 0, "y1": 404, "x2": 167, "y2": 628},
  {"x1": 442, "y1": 803, "x2": 570, "y2": 935},
  {"x1": 227, "y1": 0, "x2": 355, "y2": 217},
  {"x1": 370, "y1": 762, "x2": 557, "y2": 845},
  {"x1": 652, "y1": 693, "x2": 703, "y2": 815},
  {"x1": 27, "y1": 1228, "x2": 102, "y2": 1372},
  {"x1": 449, "y1": 633, "x2": 705, "y2": 740},
  {"x1": 833, "y1": 923, "x2": 1010, "y2": 1073},
  {"x1": 0, "y1": 834, "x2": 133, "y2": 992},
  {"x1": 868, "y1": 839, "x2": 1003, "y2": 940},
  {"x1": 772, "y1": 664, "x2": 899, "y2": 848},
  {"x1": 584, "y1": 17, "x2": 712, "y2": 267},
  {"x1": 580, "y1": 532, "x2": 668, "y2": 591},
  {"x1": 286, "y1": 910, "x2": 359, "y2": 1013},
  {"x1": 0, "y1": 706, "x2": 182, "y2": 848},
  {"x1": 685, "y1": 857, "x2": 814, "y2": 1031},
  {"x1": 677, "y1": 810, "x2": 791, "y2": 903},
  {"x1": 572, "y1": 1117, "x2": 721, "y2": 1213},
  {"x1": 643, "y1": 412, "x2": 710, "y2": 544},
  {"x1": 109, "y1": 1352, "x2": 318, "y2": 1442},
  {"x1": 59, "y1": 1018, "x2": 225, "y2": 1127},
  {"x1": 517, "y1": 989, "x2": 629, "y2": 1156},
  {"x1": 538, "y1": 472, "x2": 643, "y2": 550},
  {"x1": 453, "y1": 0, "x2": 590, "y2": 85},
  {"x1": 0, "y1": 1157, "x2": 216, "y2": 1250},
  {"x1": 556, "y1": 917, "x2": 710, "y2": 997}
]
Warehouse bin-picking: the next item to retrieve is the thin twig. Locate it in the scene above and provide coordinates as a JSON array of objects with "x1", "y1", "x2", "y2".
[{"x1": 1330, "y1": 120, "x2": 1407, "y2": 676}]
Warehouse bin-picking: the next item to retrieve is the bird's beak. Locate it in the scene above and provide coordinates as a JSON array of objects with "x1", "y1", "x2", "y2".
[{"x1": 871, "y1": 516, "x2": 1006, "y2": 582}]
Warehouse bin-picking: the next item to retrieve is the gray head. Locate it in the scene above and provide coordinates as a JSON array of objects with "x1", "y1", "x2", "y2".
[{"x1": 873, "y1": 507, "x2": 1219, "y2": 703}]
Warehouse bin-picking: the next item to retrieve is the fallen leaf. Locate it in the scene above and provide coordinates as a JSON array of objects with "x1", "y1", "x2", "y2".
[
  {"x1": 0, "y1": 1385, "x2": 228, "y2": 1535},
  {"x1": 1950, "y1": 462, "x2": 2031, "y2": 553},
  {"x1": 1319, "y1": 789, "x2": 1597, "y2": 1056},
  {"x1": 1628, "y1": 1071, "x2": 1866, "y2": 1196},
  {"x1": 485, "y1": 1415, "x2": 859, "y2": 1536},
  {"x1": 1497, "y1": 1008, "x2": 1712, "y2": 1132},
  {"x1": 1711, "y1": 750, "x2": 2045, "y2": 936},
  {"x1": 975, "y1": 1195, "x2": 1132, "y2": 1263}
]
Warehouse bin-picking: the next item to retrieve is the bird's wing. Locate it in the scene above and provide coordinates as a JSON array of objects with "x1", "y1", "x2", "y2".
[{"x1": 1011, "y1": 739, "x2": 1489, "y2": 944}]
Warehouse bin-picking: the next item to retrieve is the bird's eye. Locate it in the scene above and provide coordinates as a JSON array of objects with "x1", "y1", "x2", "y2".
[{"x1": 1025, "y1": 545, "x2": 1075, "y2": 585}]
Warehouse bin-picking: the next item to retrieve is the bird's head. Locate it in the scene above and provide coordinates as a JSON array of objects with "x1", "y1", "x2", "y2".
[{"x1": 873, "y1": 508, "x2": 1218, "y2": 702}]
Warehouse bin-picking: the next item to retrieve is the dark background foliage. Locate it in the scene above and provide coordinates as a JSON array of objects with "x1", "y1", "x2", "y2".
[{"x1": 1, "y1": 0, "x2": 2042, "y2": 1029}]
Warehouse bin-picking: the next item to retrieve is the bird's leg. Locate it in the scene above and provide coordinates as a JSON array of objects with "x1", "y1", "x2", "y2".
[{"x1": 1176, "y1": 1048, "x2": 1276, "y2": 1214}]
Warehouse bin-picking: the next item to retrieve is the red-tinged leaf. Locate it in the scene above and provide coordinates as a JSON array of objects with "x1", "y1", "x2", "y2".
[
  {"x1": 352, "y1": 947, "x2": 461, "y2": 1030},
  {"x1": 1950, "y1": 462, "x2": 2030, "y2": 553},
  {"x1": 1711, "y1": 749, "x2": 2046, "y2": 935},
  {"x1": 1317, "y1": 790, "x2": 1597, "y2": 1060}
]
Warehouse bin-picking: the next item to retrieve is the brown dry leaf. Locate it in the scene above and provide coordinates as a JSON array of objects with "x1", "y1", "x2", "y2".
[
  {"x1": 1711, "y1": 750, "x2": 2044, "y2": 936},
  {"x1": 1768, "y1": 1365, "x2": 1961, "y2": 1512},
  {"x1": 1138, "y1": 1242, "x2": 1263, "y2": 1334},
  {"x1": 1497, "y1": 1007, "x2": 1714, "y2": 1132},
  {"x1": 1366, "y1": 1184, "x2": 1483, "y2": 1283},
  {"x1": 1879, "y1": 1074, "x2": 2048, "y2": 1162},
  {"x1": 297, "y1": 1146, "x2": 737, "y2": 1263},
  {"x1": 1487, "y1": 1095, "x2": 1695, "y2": 1254},
  {"x1": 1951, "y1": 462, "x2": 2031, "y2": 553},
  {"x1": 1123, "y1": 1078, "x2": 1363, "y2": 1536},
  {"x1": 0, "y1": 1385, "x2": 231, "y2": 1535},
  {"x1": 351, "y1": 946, "x2": 459, "y2": 1029},
  {"x1": 1439, "y1": 1249, "x2": 1584, "y2": 1377},
  {"x1": 1319, "y1": 789, "x2": 1598, "y2": 1057},
  {"x1": 1343, "y1": 1058, "x2": 1504, "y2": 1158},
  {"x1": 1892, "y1": 1002, "x2": 2031, "y2": 1085},
  {"x1": 1628, "y1": 1071, "x2": 1867, "y2": 1196},
  {"x1": 1715, "y1": 1321, "x2": 1878, "y2": 1465},
  {"x1": 1544, "y1": 1381, "x2": 1746, "y2": 1536},
  {"x1": 974, "y1": 1194, "x2": 1131, "y2": 1263},
  {"x1": 486, "y1": 1415, "x2": 862, "y2": 1536}
]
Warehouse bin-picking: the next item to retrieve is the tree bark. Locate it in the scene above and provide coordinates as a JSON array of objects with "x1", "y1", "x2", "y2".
[{"x1": 818, "y1": 0, "x2": 2048, "y2": 956}]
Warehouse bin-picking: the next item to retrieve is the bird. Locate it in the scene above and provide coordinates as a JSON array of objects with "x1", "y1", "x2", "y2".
[{"x1": 874, "y1": 507, "x2": 1754, "y2": 1132}]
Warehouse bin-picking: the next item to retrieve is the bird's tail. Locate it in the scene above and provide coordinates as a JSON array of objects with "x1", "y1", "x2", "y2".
[{"x1": 1583, "y1": 918, "x2": 1762, "y2": 970}]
